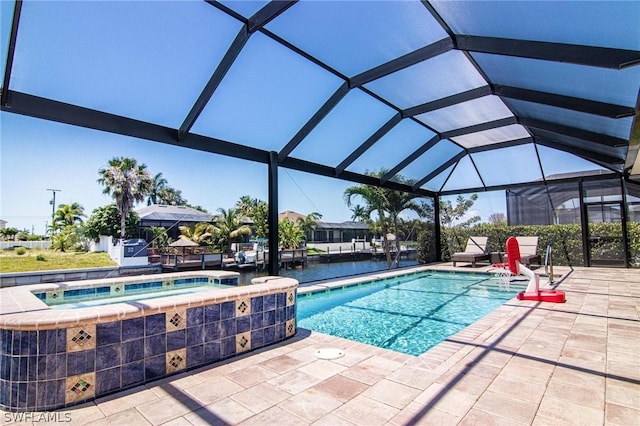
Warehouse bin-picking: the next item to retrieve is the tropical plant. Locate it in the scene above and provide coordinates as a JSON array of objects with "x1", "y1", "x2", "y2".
[
  {"x1": 148, "y1": 226, "x2": 171, "y2": 251},
  {"x1": 439, "y1": 194, "x2": 481, "y2": 254},
  {"x1": 50, "y1": 226, "x2": 80, "y2": 252},
  {"x1": 157, "y1": 186, "x2": 187, "y2": 206},
  {"x1": 212, "y1": 208, "x2": 251, "y2": 253},
  {"x1": 97, "y1": 157, "x2": 152, "y2": 239},
  {"x1": 52, "y1": 202, "x2": 85, "y2": 232},
  {"x1": 350, "y1": 204, "x2": 369, "y2": 222},
  {"x1": 382, "y1": 178, "x2": 428, "y2": 257},
  {"x1": 344, "y1": 180, "x2": 391, "y2": 264},
  {"x1": 344, "y1": 171, "x2": 427, "y2": 268},
  {"x1": 146, "y1": 172, "x2": 168, "y2": 206},
  {"x1": 236, "y1": 195, "x2": 269, "y2": 238},
  {"x1": 16, "y1": 230, "x2": 31, "y2": 241},
  {"x1": 0, "y1": 227, "x2": 19, "y2": 241},
  {"x1": 84, "y1": 204, "x2": 140, "y2": 241},
  {"x1": 179, "y1": 222, "x2": 218, "y2": 246},
  {"x1": 279, "y1": 218, "x2": 304, "y2": 250},
  {"x1": 416, "y1": 223, "x2": 438, "y2": 264},
  {"x1": 440, "y1": 194, "x2": 480, "y2": 229},
  {"x1": 296, "y1": 212, "x2": 322, "y2": 242}
]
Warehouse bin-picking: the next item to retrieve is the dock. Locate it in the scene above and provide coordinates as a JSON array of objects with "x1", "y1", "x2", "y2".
[{"x1": 160, "y1": 253, "x2": 223, "y2": 271}]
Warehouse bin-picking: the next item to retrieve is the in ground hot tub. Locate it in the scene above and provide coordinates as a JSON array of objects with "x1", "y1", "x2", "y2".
[{"x1": 0, "y1": 271, "x2": 297, "y2": 412}]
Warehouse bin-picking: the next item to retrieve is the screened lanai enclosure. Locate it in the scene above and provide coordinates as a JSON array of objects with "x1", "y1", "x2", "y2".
[{"x1": 2, "y1": 1, "x2": 639, "y2": 273}]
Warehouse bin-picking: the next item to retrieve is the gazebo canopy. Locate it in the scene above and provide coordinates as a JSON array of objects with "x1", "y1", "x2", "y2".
[
  {"x1": 169, "y1": 236, "x2": 199, "y2": 248},
  {"x1": 1, "y1": 0, "x2": 639, "y2": 196}
]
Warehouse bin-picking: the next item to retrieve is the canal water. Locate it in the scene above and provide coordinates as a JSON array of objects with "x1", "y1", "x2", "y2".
[{"x1": 239, "y1": 258, "x2": 420, "y2": 284}]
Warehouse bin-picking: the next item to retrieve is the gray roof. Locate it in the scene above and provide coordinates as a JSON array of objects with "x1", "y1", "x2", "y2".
[
  {"x1": 317, "y1": 221, "x2": 369, "y2": 230},
  {"x1": 137, "y1": 204, "x2": 212, "y2": 223}
]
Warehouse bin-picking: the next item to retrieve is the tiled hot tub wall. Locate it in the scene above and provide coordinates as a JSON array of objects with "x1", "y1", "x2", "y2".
[{"x1": 0, "y1": 274, "x2": 297, "y2": 412}]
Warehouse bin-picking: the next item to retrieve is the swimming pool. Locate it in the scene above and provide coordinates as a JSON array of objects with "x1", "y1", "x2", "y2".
[
  {"x1": 297, "y1": 270, "x2": 525, "y2": 356},
  {"x1": 32, "y1": 276, "x2": 237, "y2": 309}
]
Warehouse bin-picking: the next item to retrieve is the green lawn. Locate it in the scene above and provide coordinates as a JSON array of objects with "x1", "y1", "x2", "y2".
[
  {"x1": 306, "y1": 247, "x2": 325, "y2": 255},
  {"x1": 0, "y1": 249, "x2": 117, "y2": 273}
]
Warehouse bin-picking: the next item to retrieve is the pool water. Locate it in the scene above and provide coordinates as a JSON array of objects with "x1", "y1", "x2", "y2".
[
  {"x1": 33, "y1": 276, "x2": 237, "y2": 309},
  {"x1": 239, "y1": 259, "x2": 420, "y2": 284},
  {"x1": 47, "y1": 285, "x2": 230, "y2": 309},
  {"x1": 297, "y1": 271, "x2": 526, "y2": 356}
]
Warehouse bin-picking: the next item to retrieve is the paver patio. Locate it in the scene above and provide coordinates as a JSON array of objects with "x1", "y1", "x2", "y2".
[{"x1": 2, "y1": 266, "x2": 638, "y2": 425}]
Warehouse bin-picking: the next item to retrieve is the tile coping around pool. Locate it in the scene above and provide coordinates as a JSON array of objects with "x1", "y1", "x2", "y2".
[
  {"x1": 296, "y1": 264, "x2": 568, "y2": 296},
  {"x1": 0, "y1": 271, "x2": 298, "y2": 331}
]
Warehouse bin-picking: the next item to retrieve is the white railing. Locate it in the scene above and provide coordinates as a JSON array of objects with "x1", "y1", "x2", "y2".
[{"x1": 307, "y1": 241, "x2": 370, "y2": 253}]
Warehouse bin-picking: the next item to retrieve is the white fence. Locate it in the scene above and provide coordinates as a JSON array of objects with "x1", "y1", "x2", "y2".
[
  {"x1": 0, "y1": 241, "x2": 51, "y2": 250},
  {"x1": 0, "y1": 237, "x2": 148, "y2": 267}
]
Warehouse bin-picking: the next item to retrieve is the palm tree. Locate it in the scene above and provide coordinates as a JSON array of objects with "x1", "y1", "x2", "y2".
[
  {"x1": 179, "y1": 222, "x2": 218, "y2": 246},
  {"x1": 350, "y1": 204, "x2": 369, "y2": 222},
  {"x1": 97, "y1": 157, "x2": 153, "y2": 240},
  {"x1": 0, "y1": 227, "x2": 19, "y2": 241},
  {"x1": 236, "y1": 195, "x2": 269, "y2": 238},
  {"x1": 344, "y1": 171, "x2": 427, "y2": 268},
  {"x1": 383, "y1": 185, "x2": 427, "y2": 260},
  {"x1": 344, "y1": 180, "x2": 392, "y2": 266},
  {"x1": 157, "y1": 186, "x2": 186, "y2": 206},
  {"x1": 235, "y1": 195, "x2": 258, "y2": 216},
  {"x1": 146, "y1": 172, "x2": 168, "y2": 206},
  {"x1": 52, "y1": 202, "x2": 85, "y2": 231},
  {"x1": 213, "y1": 208, "x2": 251, "y2": 254},
  {"x1": 296, "y1": 212, "x2": 322, "y2": 243}
]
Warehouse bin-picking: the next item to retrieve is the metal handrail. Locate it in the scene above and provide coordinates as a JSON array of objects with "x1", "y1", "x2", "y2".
[{"x1": 544, "y1": 244, "x2": 554, "y2": 284}]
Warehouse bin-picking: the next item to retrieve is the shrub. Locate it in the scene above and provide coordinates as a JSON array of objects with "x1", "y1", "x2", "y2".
[
  {"x1": 417, "y1": 223, "x2": 586, "y2": 266},
  {"x1": 416, "y1": 223, "x2": 437, "y2": 263},
  {"x1": 35, "y1": 254, "x2": 46, "y2": 261},
  {"x1": 15, "y1": 247, "x2": 27, "y2": 256}
]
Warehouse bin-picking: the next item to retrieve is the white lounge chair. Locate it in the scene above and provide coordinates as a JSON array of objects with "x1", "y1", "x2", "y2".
[
  {"x1": 516, "y1": 236, "x2": 541, "y2": 267},
  {"x1": 451, "y1": 237, "x2": 490, "y2": 267}
]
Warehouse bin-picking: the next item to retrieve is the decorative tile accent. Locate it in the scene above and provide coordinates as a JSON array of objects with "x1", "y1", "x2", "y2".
[
  {"x1": 166, "y1": 348, "x2": 186, "y2": 374},
  {"x1": 46, "y1": 289, "x2": 62, "y2": 303},
  {"x1": 286, "y1": 290, "x2": 295, "y2": 307},
  {"x1": 110, "y1": 284, "x2": 123, "y2": 297},
  {"x1": 235, "y1": 333, "x2": 251, "y2": 353},
  {"x1": 286, "y1": 319, "x2": 296, "y2": 338},
  {"x1": 67, "y1": 325, "x2": 96, "y2": 352},
  {"x1": 166, "y1": 308, "x2": 186, "y2": 331},
  {"x1": 163, "y1": 280, "x2": 174, "y2": 289},
  {"x1": 65, "y1": 372, "x2": 95, "y2": 404},
  {"x1": 236, "y1": 298, "x2": 251, "y2": 317},
  {"x1": 0, "y1": 278, "x2": 295, "y2": 412}
]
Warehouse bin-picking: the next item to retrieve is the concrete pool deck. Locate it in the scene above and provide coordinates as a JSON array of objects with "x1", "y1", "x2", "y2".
[{"x1": 2, "y1": 266, "x2": 638, "y2": 425}]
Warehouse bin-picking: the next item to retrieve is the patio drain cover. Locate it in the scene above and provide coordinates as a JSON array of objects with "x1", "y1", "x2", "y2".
[{"x1": 315, "y1": 348, "x2": 345, "y2": 360}]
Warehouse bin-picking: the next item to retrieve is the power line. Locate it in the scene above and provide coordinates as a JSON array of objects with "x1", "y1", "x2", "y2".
[{"x1": 283, "y1": 169, "x2": 321, "y2": 213}]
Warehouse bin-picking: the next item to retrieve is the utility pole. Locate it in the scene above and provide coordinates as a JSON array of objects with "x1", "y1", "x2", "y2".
[{"x1": 47, "y1": 188, "x2": 61, "y2": 234}]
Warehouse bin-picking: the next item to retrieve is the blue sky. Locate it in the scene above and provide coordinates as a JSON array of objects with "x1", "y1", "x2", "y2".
[
  {"x1": 1, "y1": 111, "x2": 506, "y2": 235},
  {"x1": 0, "y1": 112, "x2": 360, "y2": 234}
]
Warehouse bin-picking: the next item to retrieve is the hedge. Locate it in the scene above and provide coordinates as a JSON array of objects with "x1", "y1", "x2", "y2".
[{"x1": 417, "y1": 222, "x2": 639, "y2": 267}]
